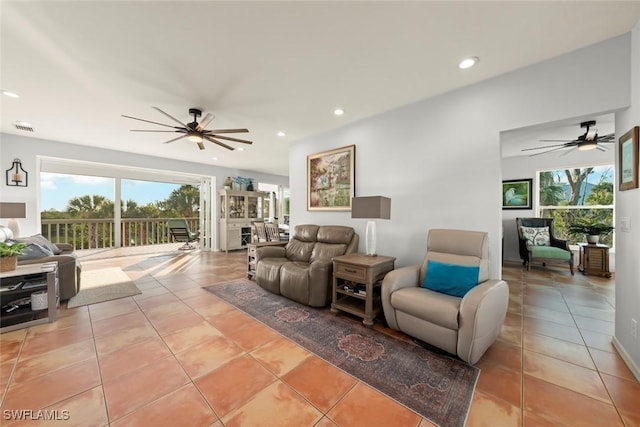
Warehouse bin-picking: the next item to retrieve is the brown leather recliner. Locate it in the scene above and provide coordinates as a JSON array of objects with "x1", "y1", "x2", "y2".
[{"x1": 255, "y1": 224, "x2": 358, "y2": 307}]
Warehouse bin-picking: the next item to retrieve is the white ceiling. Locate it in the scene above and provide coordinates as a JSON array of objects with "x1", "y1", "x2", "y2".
[{"x1": 2, "y1": 2, "x2": 639, "y2": 176}]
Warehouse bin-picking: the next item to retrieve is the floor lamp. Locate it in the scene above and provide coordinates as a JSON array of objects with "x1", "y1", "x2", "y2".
[
  {"x1": 0, "y1": 202, "x2": 26, "y2": 238},
  {"x1": 351, "y1": 196, "x2": 391, "y2": 256}
]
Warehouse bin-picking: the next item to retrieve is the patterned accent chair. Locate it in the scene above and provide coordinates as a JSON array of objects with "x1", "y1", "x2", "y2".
[{"x1": 516, "y1": 217, "x2": 574, "y2": 275}]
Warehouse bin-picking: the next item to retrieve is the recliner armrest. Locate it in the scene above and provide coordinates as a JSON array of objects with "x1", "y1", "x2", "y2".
[
  {"x1": 381, "y1": 264, "x2": 421, "y2": 330},
  {"x1": 457, "y1": 279, "x2": 509, "y2": 364},
  {"x1": 255, "y1": 246, "x2": 286, "y2": 263},
  {"x1": 55, "y1": 243, "x2": 74, "y2": 252}
]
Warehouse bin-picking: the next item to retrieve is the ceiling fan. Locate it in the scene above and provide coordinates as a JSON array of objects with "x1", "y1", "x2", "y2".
[
  {"x1": 521, "y1": 120, "x2": 614, "y2": 157},
  {"x1": 122, "y1": 107, "x2": 253, "y2": 151}
]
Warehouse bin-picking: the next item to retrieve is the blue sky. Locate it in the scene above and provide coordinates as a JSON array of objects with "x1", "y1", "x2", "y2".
[{"x1": 40, "y1": 173, "x2": 181, "y2": 211}]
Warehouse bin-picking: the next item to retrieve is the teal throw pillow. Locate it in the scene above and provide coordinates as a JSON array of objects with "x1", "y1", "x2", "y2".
[{"x1": 422, "y1": 260, "x2": 480, "y2": 298}]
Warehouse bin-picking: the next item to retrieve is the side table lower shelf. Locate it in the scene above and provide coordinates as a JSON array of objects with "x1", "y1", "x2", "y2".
[
  {"x1": 331, "y1": 253, "x2": 395, "y2": 327},
  {"x1": 1, "y1": 263, "x2": 59, "y2": 333}
]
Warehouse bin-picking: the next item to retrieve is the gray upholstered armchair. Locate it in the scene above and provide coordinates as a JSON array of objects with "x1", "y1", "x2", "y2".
[
  {"x1": 381, "y1": 229, "x2": 508, "y2": 364},
  {"x1": 255, "y1": 224, "x2": 358, "y2": 307}
]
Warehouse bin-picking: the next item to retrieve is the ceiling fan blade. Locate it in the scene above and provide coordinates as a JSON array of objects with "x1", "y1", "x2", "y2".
[
  {"x1": 163, "y1": 135, "x2": 188, "y2": 144},
  {"x1": 196, "y1": 113, "x2": 214, "y2": 131},
  {"x1": 130, "y1": 129, "x2": 185, "y2": 133},
  {"x1": 209, "y1": 134, "x2": 253, "y2": 144},
  {"x1": 205, "y1": 128, "x2": 249, "y2": 134},
  {"x1": 204, "y1": 135, "x2": 234, "y2": 150},
  {"x1": 539, "y1": 139, "x2": 576, "y2": 142},
  {"x1": 521, "y1": 143, "x2": 569, "y2": 152},
  {"x1": 559, "y1": 146, "x2": 578, "y2": 157},
  {"x1": 598, "y1": 133, "x2": 615, "y2": 142},
  {"x1": 152, "y1": 106, "x2": 189, "y2": 128},
  {"x1": 596, "y1": 145, "x2": 609, "y2": 152},
  {"x1": 122, "y1": 115, "x2": 182, "y2": 129},
  {"x1": 197, "y1": 141, "x2": 205, "y2": 150},
  {"x1": 528, "y1": 145, "x2": 571, "y2": 157}
]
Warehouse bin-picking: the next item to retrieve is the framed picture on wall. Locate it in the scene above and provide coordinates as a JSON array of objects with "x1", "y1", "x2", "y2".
[
  {"x1": 618, "y1": 126, "x2": 639, "y2": 191},
  {"x1": 502, "y1": 179, "x2": 532, "y2": 210},
  {"x1": 307, "y1": 144, "x2": 355, "y2": 211}
]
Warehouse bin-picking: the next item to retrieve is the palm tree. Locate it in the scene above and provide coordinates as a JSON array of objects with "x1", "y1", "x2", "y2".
[
  {"x1": 539, "y1": 171, "x2": 565, "y2": 206},
  {"x1": 66, "y1": 195, "x2": 114, "y2": 248},
  {"x1": 161, "y1": 185, "x2": 200, "y2": 218}
]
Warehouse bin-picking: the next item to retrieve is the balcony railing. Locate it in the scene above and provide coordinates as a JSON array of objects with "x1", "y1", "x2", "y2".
[{"x1": 41, "y1": 217, "x2": 199, "y2": 250}]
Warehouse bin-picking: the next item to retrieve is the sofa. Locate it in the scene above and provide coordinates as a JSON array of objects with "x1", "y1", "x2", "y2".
[
  {"x1": 255, "y1": 224, "x2": 358, "y2": 307},
  {"x1": 381, "y1": 229, "x2": 509, "y2": 364},
  {"x1": 3, "y1": 230, "x2": 81, "y2": 301}
]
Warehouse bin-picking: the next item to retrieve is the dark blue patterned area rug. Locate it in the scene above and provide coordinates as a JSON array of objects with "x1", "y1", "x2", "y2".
[{"x1": 205, "y1": 279, "x2": 479, "y2": 427}]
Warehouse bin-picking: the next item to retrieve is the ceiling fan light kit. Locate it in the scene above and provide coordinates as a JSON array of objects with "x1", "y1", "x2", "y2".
[
  {"x1": 522, "y1": 120, "x2": 614, "y2": 157},
  {"x1": 122, "y1": 107, "x2": 253, "y2": 151}
]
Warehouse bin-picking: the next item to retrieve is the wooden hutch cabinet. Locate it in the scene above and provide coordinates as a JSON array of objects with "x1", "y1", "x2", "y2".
[{"x1": 218, "y1": 189, "x2": 270, "y2": 252}]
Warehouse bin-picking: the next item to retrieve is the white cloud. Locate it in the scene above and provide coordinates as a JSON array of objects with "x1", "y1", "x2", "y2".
[{"x1": 40, "y1": 173, "x2": 57, "y2": 190}]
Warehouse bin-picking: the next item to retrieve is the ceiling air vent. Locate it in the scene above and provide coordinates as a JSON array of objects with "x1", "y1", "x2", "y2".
[{"x1": 13, "y1": 121, "x2": 34, "y2": 132}]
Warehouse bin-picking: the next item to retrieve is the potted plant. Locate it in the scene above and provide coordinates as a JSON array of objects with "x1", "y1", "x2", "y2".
[
  {"x1": 0, "y1": 241, "x2": 26, "y2": 272},
  {"x1": 567, "y1": 221, "x2": 614, "y2": 244}
]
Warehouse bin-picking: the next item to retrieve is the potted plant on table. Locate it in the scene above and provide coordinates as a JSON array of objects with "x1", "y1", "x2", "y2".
[
  {"x1": 0, "y1": 241, "x2": 26, "y2": 272},
  {"x1": 567, "y1": 221, "x2": 614, "y2": 245}
]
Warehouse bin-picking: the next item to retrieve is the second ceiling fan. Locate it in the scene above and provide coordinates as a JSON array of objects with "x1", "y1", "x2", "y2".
[
  {"x1": 122, "y1": 107, "x2": 253, "y2": 151},
  {"x1": 521, "y1": 120, "x2": 614, "y2": 157}
]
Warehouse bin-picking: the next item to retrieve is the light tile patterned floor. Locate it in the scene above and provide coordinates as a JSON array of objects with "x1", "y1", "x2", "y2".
[{"x1": 0, "y1": 249, "x2": 638, "y2": 426}]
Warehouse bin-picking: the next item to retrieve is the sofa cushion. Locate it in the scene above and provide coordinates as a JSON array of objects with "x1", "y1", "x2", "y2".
[
  {"x1": 422, "y1": 260, "x2": 480, "y2": 298},
  {"x1": 293, "y1": 225, "x2": 320, "y2": 242},
  {"x1": 16, "y1": 234, "x2": 62, "y2": 255},
  {"x1": 530, "y1": 245, "x2": 571, "y2": 260},
  {"x1": 285, "y1": 239, "x2": 315, "y2": 262},
  {"x1": 391, "y1": 286, "x2": 461, "y2": 330},
  {"x1": 17, "y1": 242, "x2": 54, "y2": 260},
  {"x1": 317, "y1": 226, "x2": 355, "y2": 245},
  {"x1": 520, "y1": 226, "x2": 550, "y2": 247},
  {"x1": 310, "y1": 242, "x2": 347, "y2": 262}
]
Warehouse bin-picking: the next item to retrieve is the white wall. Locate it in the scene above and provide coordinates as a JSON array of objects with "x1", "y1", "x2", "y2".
[
  {"x1": 501, "y1": 149, "x2": 615, "y2": 265},
  {"x1": 0, "y1": 134, "x2": 288, "y2": 236},
  {"x1": 613, "y1": 20, "x2": 640, "y2": 380},
  {"x1": 290, "y1": 34, "x2": 631, "y2": 283}
]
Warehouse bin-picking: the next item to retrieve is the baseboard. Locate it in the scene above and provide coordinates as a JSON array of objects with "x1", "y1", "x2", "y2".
[{"x1": 612, "y1": 336, "x2": 640, "y2": 382}]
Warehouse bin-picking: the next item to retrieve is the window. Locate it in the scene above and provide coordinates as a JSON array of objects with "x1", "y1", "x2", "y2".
[{"x1": 538, "y1": 166, "x2": 614, "y2": 246}]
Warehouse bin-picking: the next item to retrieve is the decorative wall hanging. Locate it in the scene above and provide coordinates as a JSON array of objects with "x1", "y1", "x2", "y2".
[
  {"x1": 5, "y1": 158, "x2": 27, "y2": 187},
  {"x1": 502, "y1": 179, "x2": 532, "y2": 210},
  {"x1": 618, "y1": 126, "x2": 639, "y2": 191},
  {"x1": 307, "y1": 145, "x2": 355, "y2": 211}
]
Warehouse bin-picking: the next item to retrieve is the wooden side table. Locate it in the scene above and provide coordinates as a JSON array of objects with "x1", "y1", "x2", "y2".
[
  {"x1": 1, "y1": 262, "x2": 59, "y2": 333},
  {"x1": 331, "y1": 253, "x2": 395, "y2": 327},
  {"x1": 578, "y1": 243, "x2": 611, "y2": 278}
]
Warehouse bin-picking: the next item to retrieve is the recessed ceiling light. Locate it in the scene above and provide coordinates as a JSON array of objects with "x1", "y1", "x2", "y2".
[
  {"x1": 277, "y1": 131, "x2": 286, "y2": 137},
  {"x1": 211, "y1": 157, "x2": 218, "y2": 161},
  {"x1": 458, "y1": 57, "x2": 479, "y2": 70},
  {"x1": 1, "y1": 90, "x2": 20, "y2": 98},
  {"x1": 237, "y1": 147, "x2": 245, "y2": 151},
  {"x1": 334, "y1": 108, "x2": 345, "y2": 116}
]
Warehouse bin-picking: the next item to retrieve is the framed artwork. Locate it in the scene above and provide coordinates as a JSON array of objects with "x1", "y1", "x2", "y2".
[
  {"x1": 307, "y1": 144, "x2": 355, "y2": 211},
  {"x1": 502, "y1": 179, "x2": 532, "y2": 210},
  {"x1": 618, "y1": 126, "x2": 639, "y2": 191}
]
